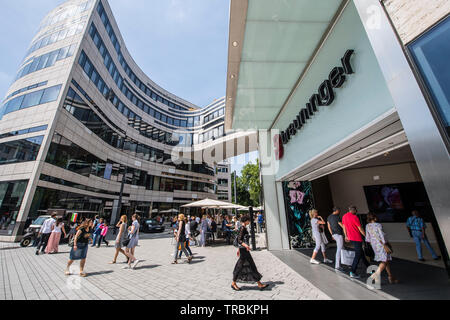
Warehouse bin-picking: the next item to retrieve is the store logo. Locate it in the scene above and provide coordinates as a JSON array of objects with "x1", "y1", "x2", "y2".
[
  {"x1": 273, "y1": 134, "x2": 284, "y2": 160},
  {"x1": 280, "y1": 50, "x2": 355, "y2": 149}
]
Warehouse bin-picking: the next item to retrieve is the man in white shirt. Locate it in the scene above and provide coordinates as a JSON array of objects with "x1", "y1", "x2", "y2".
[{"x1": 36, "y1": 214, "x2": 57, "y2": 255}]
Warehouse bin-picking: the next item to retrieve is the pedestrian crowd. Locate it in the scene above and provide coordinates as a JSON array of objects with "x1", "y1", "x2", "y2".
[{"x1": 308, "y1": 205, "x2": 441, "y2": 284}]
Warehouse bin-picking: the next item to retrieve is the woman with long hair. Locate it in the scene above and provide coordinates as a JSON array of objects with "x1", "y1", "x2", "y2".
[
  {"x1": 109, "y1": 215, "x2": 129, "y2": 264},
  {"x1": 366, "y1": 213, "x2": 399, "y2": 285},
  {"x1": 231, "y1": 215, "x2": 269, "y2": 291},
  {"x1": 124, "y1": 214, "x2": 141, "y2": 270},
  {"x1": 45, "y1": 217, "x2": 67, "y2": 254},
  {"x1": 172, "y1": 214, "x2": 192, "y2": 264},
  {"x1": 309, "y1": 209, "x2": 333, "y2": 265},
  {"x1": 65, "y1": 219, "x2": 94, "y2": 277}
]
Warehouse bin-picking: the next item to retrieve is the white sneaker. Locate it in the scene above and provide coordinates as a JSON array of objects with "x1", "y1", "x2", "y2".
[
  {"x1": 310, "y1": 259, "x2": 320, "y2": 265},
  {"x1": 122, "y1": 265, "x2": 130, "y2": 269},
  {"x1": 324, "y1": 259, "x2": 333, "y2": 264},
  {"x1": 132, "y1": 260, "x2": 140, "y2": 269}
]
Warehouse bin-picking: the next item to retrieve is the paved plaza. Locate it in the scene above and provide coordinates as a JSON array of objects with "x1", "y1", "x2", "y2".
[{"x1": 0, "y1": 233, "x2": 330, "y2": 300}]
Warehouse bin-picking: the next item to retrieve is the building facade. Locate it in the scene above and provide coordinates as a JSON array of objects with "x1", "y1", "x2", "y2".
[
  {"x1": 226, "y1": 0, "x2": 449, "y2": 274},
  {"x1": 0, "y1": 0, "x2": 231, "y2": 241},
  {"x1": 216, "y1": 161, "x2": 232, "y2": 202}
]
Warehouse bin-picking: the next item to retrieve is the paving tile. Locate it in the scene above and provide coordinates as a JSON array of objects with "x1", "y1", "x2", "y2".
[{"x1": 0, "y1": 236, "x2": 330, "y2": 300}]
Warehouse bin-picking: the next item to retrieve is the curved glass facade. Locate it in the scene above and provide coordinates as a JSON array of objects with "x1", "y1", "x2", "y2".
[{"x1": 0, "y1": 0, "x2": 229, "y2": 240}]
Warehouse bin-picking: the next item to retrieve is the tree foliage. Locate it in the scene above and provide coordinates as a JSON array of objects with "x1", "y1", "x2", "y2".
[{"x1": 232, "y1": 160, "x2": 261, "y2": 207}]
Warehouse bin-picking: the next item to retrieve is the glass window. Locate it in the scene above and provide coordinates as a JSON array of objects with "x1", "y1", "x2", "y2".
[
  {"x1": 67, "y1": 44, "x2": 77, "y2": 58},
  {"x1": 37, "y1": 53, "x2": 50, "y2": 70},
  {"x1": 57, "y1": 46, "x2": 69, "y2": 60},
  {"x1": 45, "y1": 50, "x2": 59, "y2": 68},
  {"x1": 21, "y1": 90, "x2": 44, "y2": 109},
  {"x1": 0, "y1": 136, "x2": 44, "y2": 165},
  {"x1": 40, "y1": 85, "x2": 62, "y2": 104},
  {"x1": 409, "y1": 16, "x2": 450, "y2": 139},
  {"x1": 4, "y1": 96, "x2": 24, "y2": 114},
  {"x1": 83, "y1": 59, "x2": 92, "y2": 76}
]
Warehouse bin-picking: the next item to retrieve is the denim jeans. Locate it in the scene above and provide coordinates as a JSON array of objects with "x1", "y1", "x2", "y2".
[
  {"x1": 174, "y1": 239, "x2": 190, "y2": 261},
  {"x1": 178, "y1": 240, "x2": 193, "y2": 258},
  {"x1": 351, "y1": 241, "x2": 370, "y2": 274},
  {"x1": 412, "y1": 230, "x2": 438, "y2": 259}
]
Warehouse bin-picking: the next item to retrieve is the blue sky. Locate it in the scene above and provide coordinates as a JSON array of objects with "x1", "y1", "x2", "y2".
[
  {"x1": 0, "y1": 0, "x2": 230, "y2": 107},
  {"x1": 0, "y1": 0, "x2": 252, "y2": 174}
]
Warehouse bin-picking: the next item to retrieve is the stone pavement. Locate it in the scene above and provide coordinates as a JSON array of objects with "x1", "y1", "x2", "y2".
[{"x1": 0, "y1": 233, "x2": 330, "y2": 300}]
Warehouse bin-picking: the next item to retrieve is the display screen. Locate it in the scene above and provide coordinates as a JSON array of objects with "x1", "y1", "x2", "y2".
[{"x1": 363, "y1": 182, "x2": 433, "y2": 222}]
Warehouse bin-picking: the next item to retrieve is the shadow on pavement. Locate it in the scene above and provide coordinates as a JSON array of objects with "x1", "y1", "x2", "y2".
[
  {"x1": 86, "y1": 270, "x2": 114, "y2": 277},
  {"x1": 238, "y1": 281, "x2": 284, "y2": 291},
  {"x1": 134, "y1": 264, "x2": 160, "y2": 270}
]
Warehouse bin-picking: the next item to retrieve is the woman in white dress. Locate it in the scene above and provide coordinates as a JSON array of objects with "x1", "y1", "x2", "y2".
[{"x1": 365, "y1": 213, "x2": 399, "y2": 284}]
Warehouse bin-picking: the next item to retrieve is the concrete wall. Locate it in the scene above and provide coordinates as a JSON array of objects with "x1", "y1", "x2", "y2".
[{"x1": 382, "y1": 0, "x2": 450, "y2": 44}]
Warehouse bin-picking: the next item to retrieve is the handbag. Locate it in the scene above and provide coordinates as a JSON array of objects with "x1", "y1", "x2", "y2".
[
  {"x1": 320, "y1": 232, "x2": 329, "y2": 245},
  {"x1": 122, "y1": 235, "x2": 131, "y2": 247}
]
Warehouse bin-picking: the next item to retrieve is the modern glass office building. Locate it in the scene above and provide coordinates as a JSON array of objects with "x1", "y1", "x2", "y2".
[
  {"x1": 0, "y1": 0, "x2": 231, "y2": 241},
  {"x1": 226, "y1": 0, "x2": 450, "y2": 274}
]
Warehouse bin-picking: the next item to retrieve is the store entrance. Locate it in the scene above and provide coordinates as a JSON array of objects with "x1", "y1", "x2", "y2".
[{"x1": 284, "y1": 144, "x2": 449, "y2": 280}]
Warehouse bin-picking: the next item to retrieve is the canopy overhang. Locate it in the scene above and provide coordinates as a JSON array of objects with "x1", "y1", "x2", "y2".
[{"x1": 226, "y1": 0, "x2": 347, "y2": 131}]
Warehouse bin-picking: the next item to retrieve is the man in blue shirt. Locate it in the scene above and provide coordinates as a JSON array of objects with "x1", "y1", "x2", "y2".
[
  {"x1": 406, "y1": 210, "x2": 441, "y2": 262},
  {"x1": 257, "y1": 213, "x2": 264, "y2": 234}
]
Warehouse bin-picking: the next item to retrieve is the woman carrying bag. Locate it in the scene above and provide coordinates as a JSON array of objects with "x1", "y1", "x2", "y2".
[
  {"x1": 365, "y1": 213, "x2": 399, "y2": 285},
  {"x1": 309, "y1": 209, "x2": 333, "y2": 265}
]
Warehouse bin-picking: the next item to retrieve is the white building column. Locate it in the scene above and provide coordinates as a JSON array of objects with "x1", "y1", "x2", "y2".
[{"x1": 259, "y1": 130, "x2": 290, "y2": 251}]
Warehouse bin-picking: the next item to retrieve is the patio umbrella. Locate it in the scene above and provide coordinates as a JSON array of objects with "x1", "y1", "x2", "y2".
[
  {"x1": 181, "y1": 198, "x2": 233, "y2": 208},
  {"x1": 159, "y1": 209, "x2": 179, "y2": 214}
]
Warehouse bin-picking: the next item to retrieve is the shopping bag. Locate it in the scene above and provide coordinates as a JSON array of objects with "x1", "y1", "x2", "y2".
[
  {"x1": 321, "y1": 232, "x2": 329, "y2": 246},
  {"x1": 341, "y1": 249, "x2": 355, "y2": 266}
]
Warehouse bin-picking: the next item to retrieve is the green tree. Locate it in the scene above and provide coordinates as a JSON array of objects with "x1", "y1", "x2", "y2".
[{"x1": 232, "y1": 160, "x2": 261, "y2": 207}]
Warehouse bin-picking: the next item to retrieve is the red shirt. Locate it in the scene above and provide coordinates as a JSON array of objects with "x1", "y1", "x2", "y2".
[{"x1": 342, "y1": 212, "x2": 363, "y2": 242}]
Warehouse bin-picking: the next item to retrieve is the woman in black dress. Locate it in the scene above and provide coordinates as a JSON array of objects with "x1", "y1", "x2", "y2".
[{"x1": 231, "y1": 215, "x2": 269, "y2": 291}]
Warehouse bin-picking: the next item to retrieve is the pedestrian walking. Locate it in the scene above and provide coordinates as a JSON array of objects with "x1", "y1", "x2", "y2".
[
  {"x1": 231, "y1": 215, "x2": 269, "y2": 291},
  {"x1": 342, "y1": 206, "x2": 370, "y2": 279},
  {"x1": 172, "y1": 214, "x2": 193, "y2": 264},
  {"x1": 68, "y1": 222, "x2": 78, "y2": 244},
  {"x1": 190, "y1": 216, "x2": 199, "y2": 246},
  {"x1": 97, "y1": 223, "x2": 109, "y2": 247},
  {"x1": 406, "y1": 210, "x2": 441, "y2": 262},
  {"x1": 257, "y1": 213, "x2": 264, "y2": 233},
  {"x1": 200, "y1": 215, "x2": 208, "y2": 247},
  {"x1": 327, "y1": 207, "x2": 345, "y2": 271},
  {"x1": 110, "y1": 215, "x2": 129, "y2": 264},
  {"x1": 124, "y1": 214, "x2": 141, "y2": 270},
  {"x1": 65, "y1": 219, "x2": 94, "y2": 277},
  {"x1": 365, "y1": 213, "x2": 399, "y2": 285},
  {"x1": 179, "y1": 216, "x2": 193, "y2": 259},
  {"x1": 309, "y1": 209, "x2": 333, "y2": 265},
  {"x1": 92, "y1": 218, "x2": 104, "y2": 247},
  {"x1": 222, "y1": 215, "x2": 233, "y2": 245},
  {"x1": 45, "y1": 218, "x2": 67, "y2": 254},
  {"x1": 35, "y1": 214, "x2": 57, "y2": 255}
]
